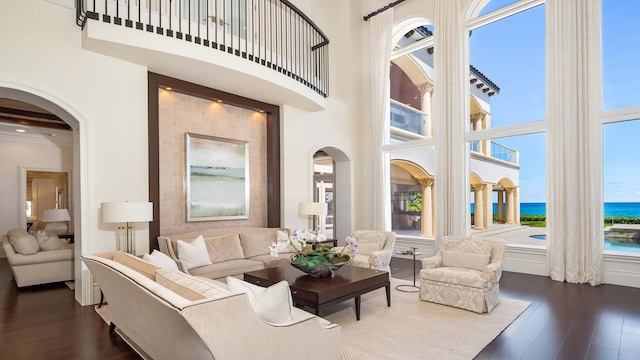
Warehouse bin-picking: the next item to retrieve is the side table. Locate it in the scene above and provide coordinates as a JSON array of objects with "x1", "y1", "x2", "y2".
[{"x1": 395, "y1": 247, "x2": 421, "y2": 293}]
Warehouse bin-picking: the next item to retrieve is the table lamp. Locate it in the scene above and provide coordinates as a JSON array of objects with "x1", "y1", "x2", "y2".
[
  {"x1": 101, "y1": 201, "x2": 153, "y2": 255},
  {"x1": 298, "y1": 202, "x2": 328, "y2": 232},
  {"x1": 42, "y1": 209, "x2": 71, "y2": 235}
]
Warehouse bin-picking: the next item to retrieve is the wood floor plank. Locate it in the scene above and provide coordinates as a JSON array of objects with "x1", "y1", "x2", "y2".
[{"x1": 618, "y1": 332, "x2": 640, "y2": 360}]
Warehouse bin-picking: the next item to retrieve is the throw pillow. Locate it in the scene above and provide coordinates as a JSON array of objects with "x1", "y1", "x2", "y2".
[
  {"x1": 143, "y1": 250, "x2": 179, "y2": 271},
  {"x1": 7, "y1": 228, "x2": 39, "y2": 255},
  {"x1": 239, "y1": 231, "x2": 277, "y2": 258},
  {"x1": 226, "y1": 276, "x2": 293, "y2": 325},
  {"x1": 442, "y1": 250, "x2": 491, "y2": 271},
  {"x1": 357, "y1": 242, "x2": 383, "y2": 254},
  {"x1": 177, "y1": 235, "x2": 213, "y2": 270},
  {"x1": 36, "y1": 230, "x2": 65, "y2": 251},
  {"x1": 112, "y1": 252, "x2": 161, "y2": 280},
  {"x1": 204, "y1": 234, "x2": 245, "y2": 262},
  {"x1": 156, "y1": 268, "x2": 230, "y2": 301}
]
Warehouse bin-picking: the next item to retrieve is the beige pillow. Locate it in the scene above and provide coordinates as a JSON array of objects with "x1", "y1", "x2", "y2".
[
  {"x1": 204, "y1": 234, "x2": 245, "y2": 262},
  {"x1": 36, "y1": 231, "x2": 65, "y2": 251},
  {"x1": 112, "y1": 252, "x2": 161, "y2": 280},
  {"x1": 7, "y1": 228, "x2": 39, "y2": 255},
  {"x1": 358, "y1": 242, "x2": 383, "y2": 254},
  {"x1": 240, "y1": 231, "x2": 277, "y2": 258},
  {"x1": 156, "y1": 268, "x2": 230, "y2": 301},
  {"x1": 442, "y1": 250, "x2": 491, "y2": 271},
  {"x1": 226, "y1": 276, "x2": 293, "y2": 325}
]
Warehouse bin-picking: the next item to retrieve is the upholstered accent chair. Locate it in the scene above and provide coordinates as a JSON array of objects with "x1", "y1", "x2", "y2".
[
  {"x1": 419, "y1": 236, "x2": 507, "y2": 313},
  {"x1": 335, "y1": 230, "x2": 396, "y2": 273}
]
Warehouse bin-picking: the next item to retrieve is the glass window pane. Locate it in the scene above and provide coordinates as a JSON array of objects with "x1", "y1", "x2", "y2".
[
  {"x1": 602, "y1": 0, "x2": 640, "y2": 110},
  {"x1": 603, "y1": 120, "x2": 640, "y2": 253},
  {"x1": 469, "y1": 133, "x2": 546, "y2": 247},
  {"x1": 469, "y1": 4, "x2": 545, "y2": 127}
]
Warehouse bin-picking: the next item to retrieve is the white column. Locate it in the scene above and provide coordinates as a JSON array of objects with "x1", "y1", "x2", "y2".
[
  {"x1": 418, "y1": 82, "x2": 434, "y2": 137},
  {"x1": 484, "y1": 183, "x2": 493, "y2": 229},
  {"x1": 470, "y1": 112, "x2": 485, "y2": 154},
  {"x1": 497, "y1": 190, "x2": 504, "y2": 223},
  {"x1": 434, "y1": 0, "x2": 468, "y2": 238},
  {"x1": 506, "y1": 188, "x2": 515, "y2": 225},
  {"x1": 419, "y1": 178, "x2": 434, "y2": 236},
  {"x1": 473, "y1": 184, "x2": 485, "y2": 230},
  {"x1": 483, "y1": 113, "x2": 492, "y2": 155}
]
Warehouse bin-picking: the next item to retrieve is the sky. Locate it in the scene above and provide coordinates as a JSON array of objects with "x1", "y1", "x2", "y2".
[{"x1": 469, "y1": 0, "x2": 640, "y2": 203}]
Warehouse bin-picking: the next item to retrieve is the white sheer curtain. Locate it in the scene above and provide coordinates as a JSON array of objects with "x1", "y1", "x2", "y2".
[
  {"x1": 546, "y1": 0, "x2": 603, "y2": 285},
  {"x1": 434, "y1": 0, "x2": 469, "y2": 238},
  {"x1": 369, "y1": 10, "x2": 393, "y2": 231}
]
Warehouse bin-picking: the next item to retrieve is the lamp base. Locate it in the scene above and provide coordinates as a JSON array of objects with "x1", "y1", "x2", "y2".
[
  {"x1": 45, "y1": 222, "x2": 68, "y2": 235},
  {"x1": 117, "y1": 222, "x2": 136, "y2": 255}
]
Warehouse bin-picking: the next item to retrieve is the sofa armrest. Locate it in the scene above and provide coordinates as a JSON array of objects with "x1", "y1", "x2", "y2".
[
  {"x1": 482, "y1": 262, "x2": 503, "y2": 283},
  {"x1": 421, "y1": 254, "x2": 442, "y2": 269},
  {"x1": 6, "y1": 248, "x2": 74, "y2": 266},
  {"x1": 369, "y1": 249, "x2": 392, "y2": 267},
  {"x1": 175, "y1": 259, "x2": 192, "y2": 273}
]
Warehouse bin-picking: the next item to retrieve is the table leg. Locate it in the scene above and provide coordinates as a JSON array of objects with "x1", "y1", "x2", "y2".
[
  {"x1": 355, "y1": 295, "x2": 361, "y2": 321},
  {"x1": 98, "y1": 290, "x2": 104, "y2": 308},
  {"x1": 386, "y1": 284, "x2": 391, "y2": 307}
]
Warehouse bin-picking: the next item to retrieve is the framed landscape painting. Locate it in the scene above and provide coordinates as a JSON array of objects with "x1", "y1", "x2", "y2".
[{"x1": 185, "y1": 133, "x2": 249, "y2": 221}]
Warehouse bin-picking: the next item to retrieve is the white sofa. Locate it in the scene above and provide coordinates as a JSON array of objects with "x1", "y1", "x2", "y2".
[
  {"x1": 2, "y1": 230, "x2": 74, "y2": 287},
  {"x1": 158, "y1": 227, "x2": 295, "y2": 280},
  {"x1": 82, "y1": 252, "x2": 341, "y2": 360}
]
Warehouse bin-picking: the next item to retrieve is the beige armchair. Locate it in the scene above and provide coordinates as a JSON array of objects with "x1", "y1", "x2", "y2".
[
  {"x1": 419, "y1": 236, "x2": 506, "y2": 313},
  {"x1": 334, "y1": 230, "x2": 396, "y2": 273}
]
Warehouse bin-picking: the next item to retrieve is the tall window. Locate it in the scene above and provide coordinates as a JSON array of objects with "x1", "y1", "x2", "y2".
[
  {"x1": 466, "y1": 1, "x2": 546, "y2": 245},
  {"x1": 387, "y1": 24, "x2": 436, "y2": 238},
  {"x1": 601, "y1": 0, "x2": 640, "y2": 253}
]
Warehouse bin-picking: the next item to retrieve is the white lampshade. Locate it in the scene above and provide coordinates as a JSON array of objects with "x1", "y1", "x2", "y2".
[
  {"x1": 298, "y1": 202, "x2": 328, "y2": 216},
  {"x1": 101, "y1": 202, "x2": 153, "y2": 223},
  {"x1": 42, "y1": 209, "x2": 71, "y2": 222}
]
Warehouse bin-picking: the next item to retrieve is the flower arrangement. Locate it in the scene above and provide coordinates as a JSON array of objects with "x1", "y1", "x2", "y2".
[{"x1": 269, "y1": 229, "x2": 358, "y2": 270}]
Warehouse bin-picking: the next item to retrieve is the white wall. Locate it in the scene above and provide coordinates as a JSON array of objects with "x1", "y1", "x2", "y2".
[
  {"x1": 0, "y1": 132, "x2": 73, "y2": 247},
  {"x1": 0, "y1": 0, "x2": 149, "y2": 304}
]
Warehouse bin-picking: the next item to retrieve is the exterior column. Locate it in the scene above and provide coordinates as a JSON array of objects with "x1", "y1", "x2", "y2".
[
  {"x1": 497, "y1": 190, "x2": 504, "y2": 223},
  {"x1": 417, "y1": 82, "x2": 434, "y2": 137},
  {"x1": 418, "y1": 178, "x2": 434, "y2": 236},
  {"x1": 470, "y1": 112, "x2": 485, "y2": 154},
  {"x1": 473, "y1": 184, "x2": 485, "y2": 230},
  {"x1": 506, "y1": 188, "x2": 515, "y2": 225},
  {"x1": 484, "y1": 183, "x2": 493, "y2": 229},
  {"x1": 482, "y1": 112, "x2": 492, "y2": 155}
]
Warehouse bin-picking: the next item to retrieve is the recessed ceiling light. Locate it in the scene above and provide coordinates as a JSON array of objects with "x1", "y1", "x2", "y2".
[
  {"x1": 216, "y1": 99, "x2": 223, "y2": 103},
  {"x1": 258, "y1": 109, "x2": 265, "y2": 113},
  {"x1": 16, "y1": 129, "x2": 26, "y2": 133},
  {"x1": 165, "y1": 87, "x2": 173, "y2": 91}
]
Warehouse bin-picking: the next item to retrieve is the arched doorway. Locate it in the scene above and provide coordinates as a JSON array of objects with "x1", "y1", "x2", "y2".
[
  {"x1": 0, "y1": 83, "x2": 89, "y2": 305},
  {"x1": 312, "y1": 146, "x2": 352, "y2": 243}
]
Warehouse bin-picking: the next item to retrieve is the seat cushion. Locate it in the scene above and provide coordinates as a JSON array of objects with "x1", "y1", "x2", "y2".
[
  {"x1": 248, "y1": 253, "x2": 295, "y2": 268},
  {"x1": 351, "y1": 254, "x2": 372, "y2": 269},
  {"x1": 420, "y1": 267, "x2": 489, "y2": 289},
  {"x1": 188, "y1": 259, "x2": 265, "y2": 279}
]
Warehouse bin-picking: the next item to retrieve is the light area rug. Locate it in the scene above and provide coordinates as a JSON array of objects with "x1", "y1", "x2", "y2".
[
  {"x1": 94, "y1": 278, "x2": 529, "y2": 360},
  {"x1": 322, "y1": 278, "x2": 530, "y2": 360},
  {"x1": 64, "y1": 281, "x2": 75, "y2": 290}
]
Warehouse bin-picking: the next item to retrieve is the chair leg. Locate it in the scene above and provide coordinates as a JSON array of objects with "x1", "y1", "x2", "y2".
[{"x1": 108, "y1": 322, "x2": 116, "y2": 333}]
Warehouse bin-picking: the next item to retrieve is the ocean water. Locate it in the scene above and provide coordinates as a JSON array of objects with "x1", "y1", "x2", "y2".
[{"x1": 470, "y1": 202, "x2": 640, "y2": 218}]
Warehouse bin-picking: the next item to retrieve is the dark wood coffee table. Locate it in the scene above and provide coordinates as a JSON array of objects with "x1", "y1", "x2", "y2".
[{"x1": 244, "y1": 265, "x2": 390, "y2": 321}]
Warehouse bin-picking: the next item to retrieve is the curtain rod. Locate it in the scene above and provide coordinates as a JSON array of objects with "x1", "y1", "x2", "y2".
[{"x1": 363, "y1": 0, "x2": 406, "y2": 21}]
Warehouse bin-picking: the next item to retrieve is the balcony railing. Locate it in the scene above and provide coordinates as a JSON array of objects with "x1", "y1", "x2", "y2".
[
  {"x1": 390, "y1": 100, "x2": 426, "y2": 137},
  {"x1": 491, "y1": 141, "x2": 517, "y2": 164},
  {"x1": 76, "y1": 0, "x2": 329, "y2": 97}
]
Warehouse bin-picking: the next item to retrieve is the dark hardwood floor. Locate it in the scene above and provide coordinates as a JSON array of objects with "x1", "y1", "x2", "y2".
[{"x1": 2, "y1": 256, "x2": 640, "y2": 359}]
